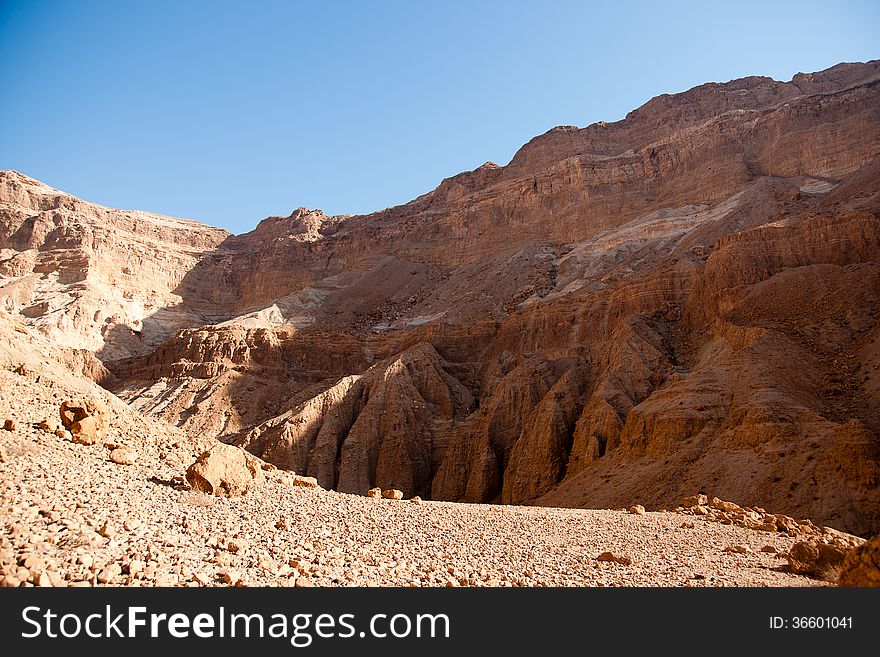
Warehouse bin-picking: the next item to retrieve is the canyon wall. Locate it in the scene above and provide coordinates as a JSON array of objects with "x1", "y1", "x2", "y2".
[{"x1": 2, "y1": 60, "x2": 879, "y2": 534}]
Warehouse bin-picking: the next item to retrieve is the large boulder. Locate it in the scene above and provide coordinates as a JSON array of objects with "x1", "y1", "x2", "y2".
[
  {"x1": 838, "y1": 536, "x2": 880, "y2": 587},
  {"x1": 60, "y1": 398, "x2": 108, "y2": 445},
  {"x1": 786, "y1": 539, "x2": 850, "y2": 578},
  {"x1": 186, "y1": 443, "x2": 265, "y2": 497},
  {"x1": 681, "y1": 494, "x2": 708, "y2": 508}
]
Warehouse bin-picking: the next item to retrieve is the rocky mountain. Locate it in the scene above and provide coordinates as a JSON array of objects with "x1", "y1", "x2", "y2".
[{"x1": 2, "y1": 60, "x2": 879, "y2": 536}]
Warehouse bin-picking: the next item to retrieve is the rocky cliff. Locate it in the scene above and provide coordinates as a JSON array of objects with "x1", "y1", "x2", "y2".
[{"x1": 2, "y1": 60, "x2": 879, "y2": 535}]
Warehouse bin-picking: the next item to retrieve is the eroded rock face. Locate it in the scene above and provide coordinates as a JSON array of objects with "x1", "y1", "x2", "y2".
[
  {"x1": 185, "y1": 443, "x2": 265, "y2": 497},
  {"x1": 0, "y1": 172, "x2": 231, "y2": 360},
  {"x1": 3, "y1": 60, "x2": 880, "y2": 534},
  {"x1": 235, "y1": 343, "x2": 474, "y2": 497}
]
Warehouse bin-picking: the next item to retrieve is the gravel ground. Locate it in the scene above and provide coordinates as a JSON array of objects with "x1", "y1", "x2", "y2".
[{"x1": 0, "y1": 367, "x2": 827, "y2": 588}]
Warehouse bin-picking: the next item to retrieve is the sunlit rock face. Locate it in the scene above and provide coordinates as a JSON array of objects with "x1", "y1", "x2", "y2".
[{"x1": 3, "y1": 60, "x2": 880, "y2": 534}]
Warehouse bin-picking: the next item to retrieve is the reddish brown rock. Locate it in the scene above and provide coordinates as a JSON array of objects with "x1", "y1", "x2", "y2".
[
  {"x1": 596, "y1": 552, "x2": 633, "y2": 566},
  {"x1": 786, "y1": 540, "x2": 851, "y2": 578},
  {"x1": 838, "y1": 536, "x2": 880, "y2": 587}
]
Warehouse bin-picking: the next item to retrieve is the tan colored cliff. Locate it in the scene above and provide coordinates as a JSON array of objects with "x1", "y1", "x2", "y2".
[{"x1": 0, "y1": 171, "x2": 231, "y2": 360}]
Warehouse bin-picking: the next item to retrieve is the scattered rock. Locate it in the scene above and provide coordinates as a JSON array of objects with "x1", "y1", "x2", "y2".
[
  {"x1": 109, "y1": 448, "x2": 136, "y2": 466},
  {"x1": 760, "y1": 546, "x2": 778, "y2": 554},
  {"x1": 0, "y1": 331, "x2": 871, "y2": 590},
  {"x1": 753, "y1": 521, "x2": 778, "y2": 532},
  {"x1": 192, "y1": 572, "x2": 212, "y2": 586},
  {"x1": 221, "y1": 570, "x2": 242, "y2": 586},
  {"x1": 382, "y1": 489, "x2": 404, "y2": 500},
  {"x1": 723, "y1": 545, "x2": 751, "y2": 555},
  {"x1": 709, "y1": 497, "x2": 742, "y2": 513},
  {"x1": 366, "y1": 487, "x2": 382, "y2": 498},
  {"x1": 97, "y1": 563, "x2": 122, "y2": 584},
  {"x1": 38, "y1": 419, "x2": 58, "y2": 433},
  {"x1": 126, "y1": 560, "x2": 145, "y2": 576},
  {"x1": 596, "y1": 552, "x2": 633, "y2": 566},
  {"x1": 21, "y1": 554, "x2": 43, "y2": 570},
  {"x1": 2, "y1": 419, "x2": 15, "y2": 431},
  {"x1": 681, "y1": 494, "x2": 708, "y2": 507},
  {"x1": 410, "y1": 496, "x2": 422, "y2": 505},
  {"x1": 838, "y1": 536, "x2": 880, "y2": 587},
  {"x1": 672, "y1": 497, "x2": 851, "y2": 546},
  {"x1": 628, "y1": 505, "x2": 646, "y2": 515},
  {"x1": 185, "y1": 443, "x2": 265, "y2": 497},
  {"x1": 293, "y1": 475, "x2": 319, "y2": 488},
  {"x1": 774, "y1": 515, "x2": 797, "y2": 533}
]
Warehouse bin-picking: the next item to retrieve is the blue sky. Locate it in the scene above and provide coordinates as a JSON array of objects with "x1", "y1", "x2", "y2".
[{"x1": 1, "y1": 0, "x2": 877, "y2": 234}]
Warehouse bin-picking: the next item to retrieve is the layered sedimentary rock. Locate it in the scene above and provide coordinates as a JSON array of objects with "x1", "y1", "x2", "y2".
[
  {"x1": 3, "y1": 60, "x2": 880, "y2": 534},
  {"x1": 0, "y1": 172, "x2": 230, "y2": 360}
]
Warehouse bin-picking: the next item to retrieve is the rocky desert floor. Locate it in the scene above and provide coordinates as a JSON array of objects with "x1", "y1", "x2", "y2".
[{"x1": 0, "y1": 366, "x2": 838, "y2": 588}]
